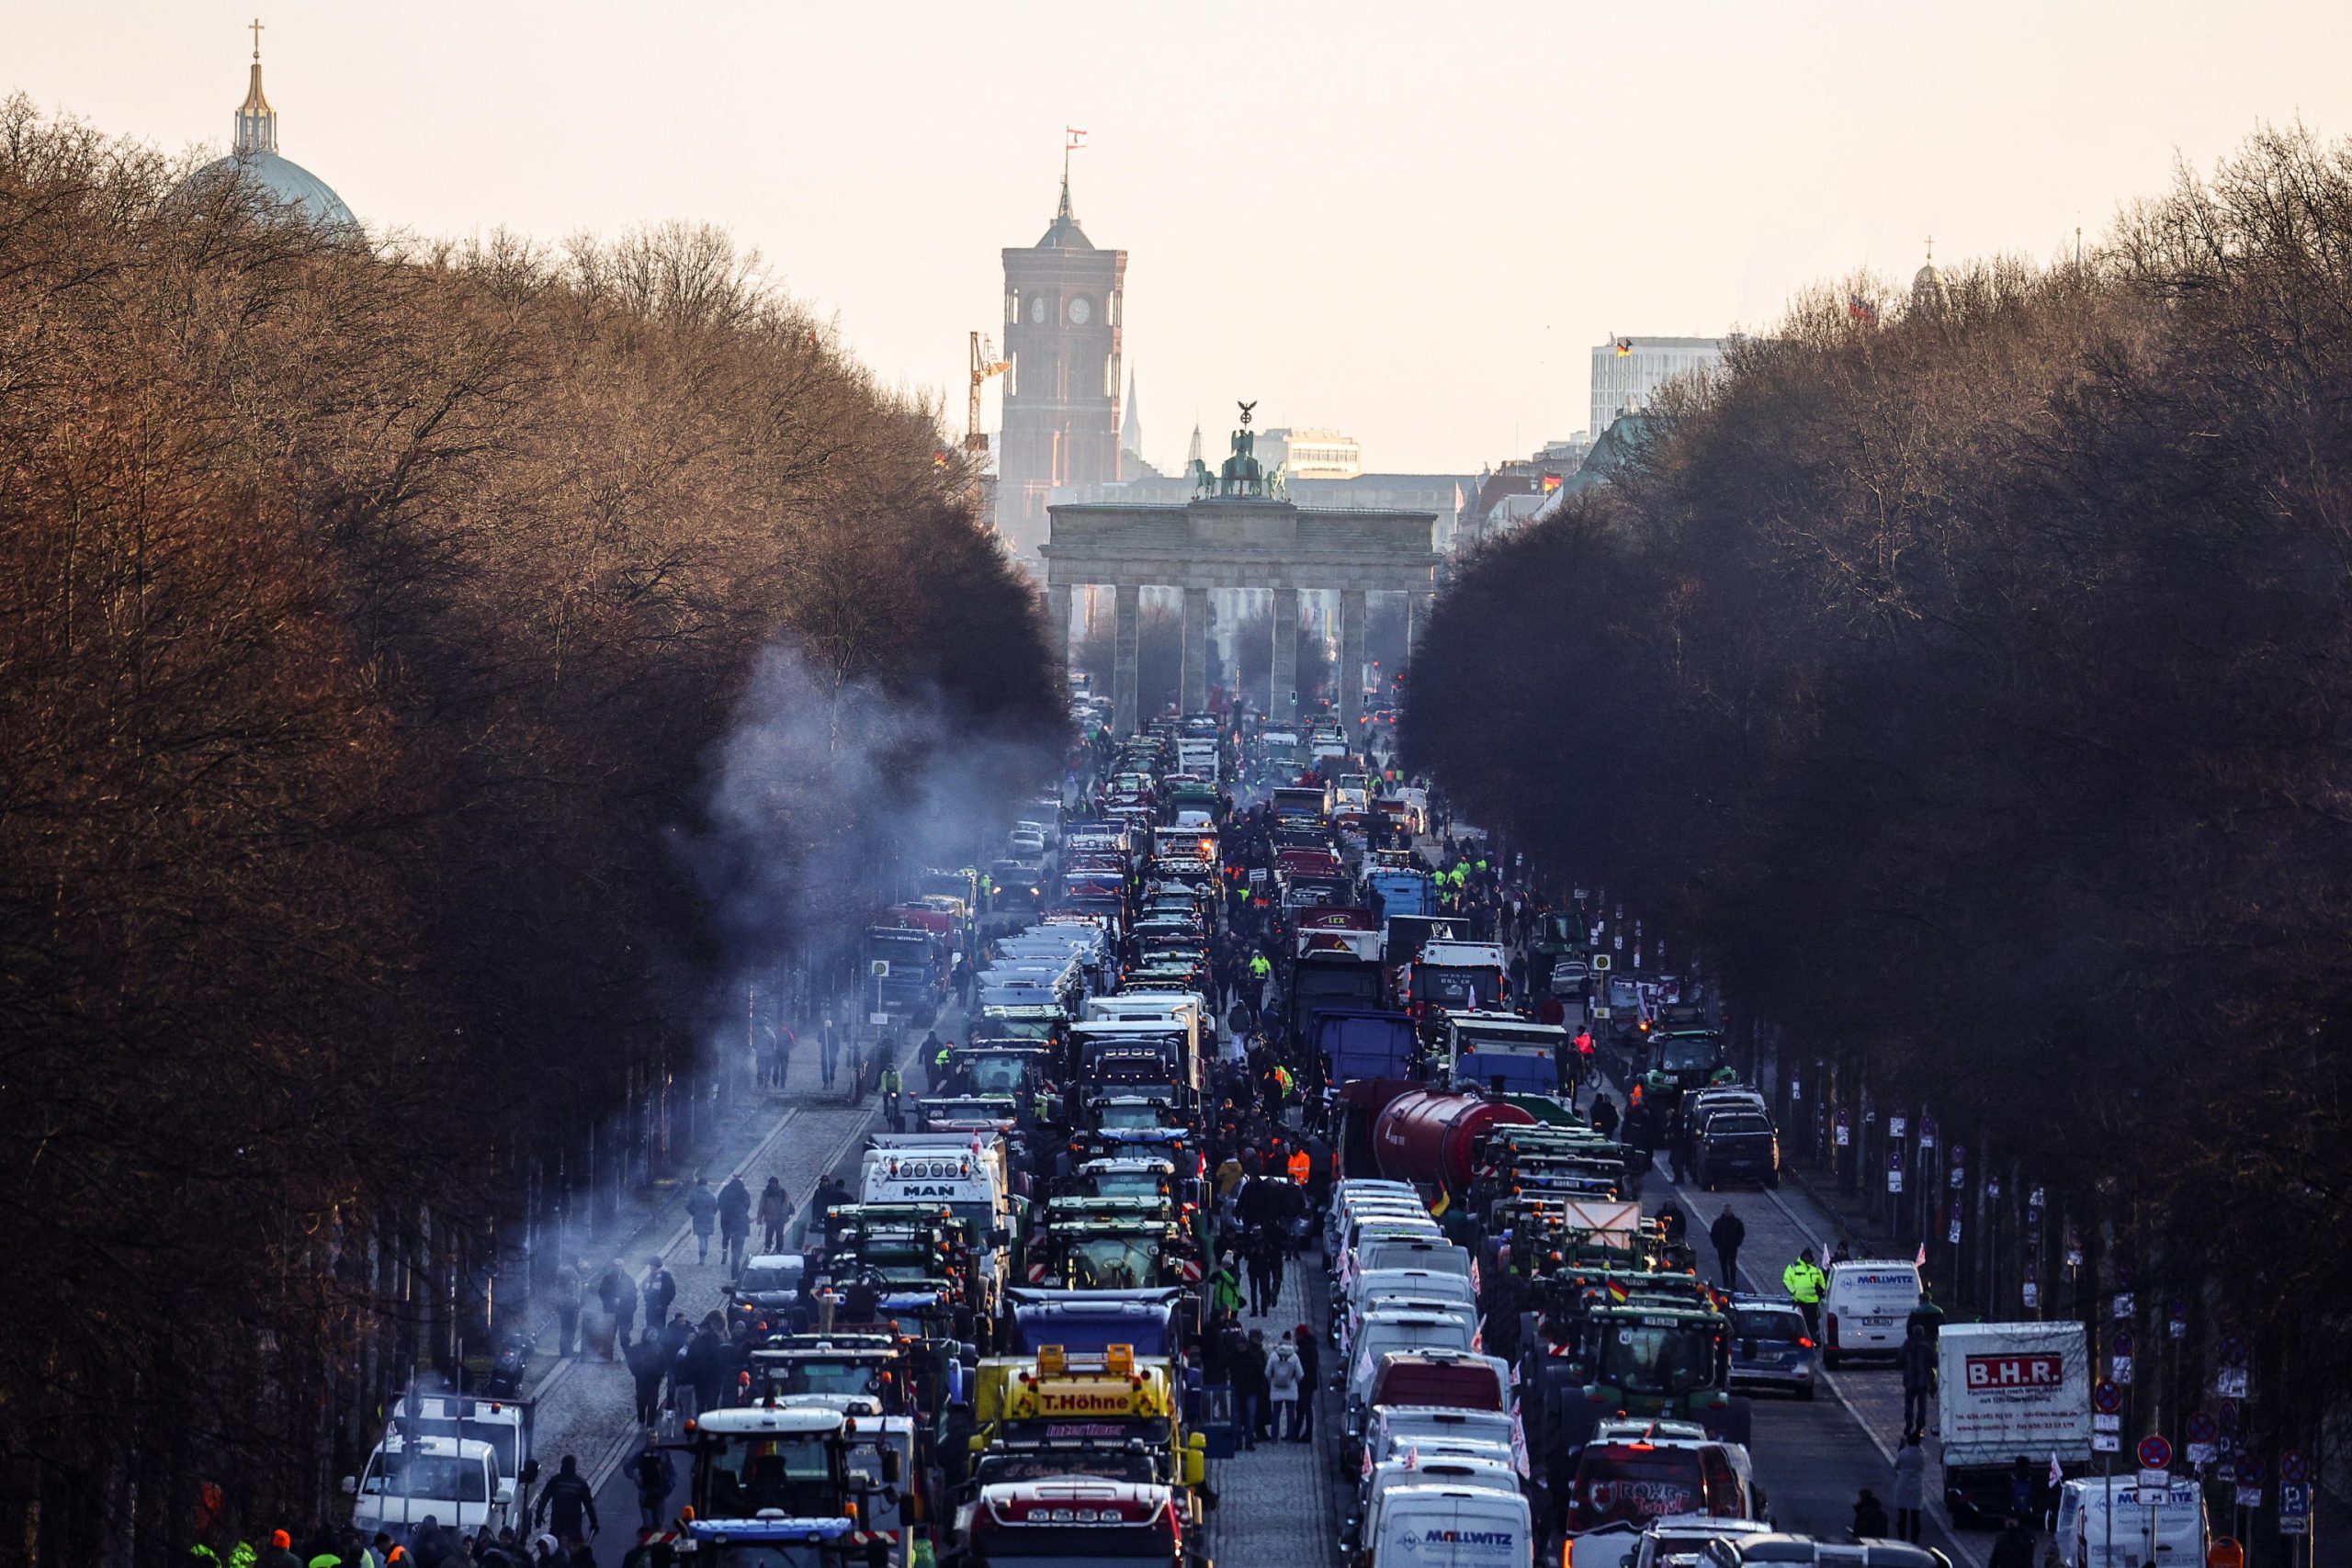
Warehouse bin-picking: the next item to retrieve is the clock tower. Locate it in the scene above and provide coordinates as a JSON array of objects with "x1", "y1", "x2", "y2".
[{"x1": 996, "y1": 165, "x2": 1126, "y2": 562}]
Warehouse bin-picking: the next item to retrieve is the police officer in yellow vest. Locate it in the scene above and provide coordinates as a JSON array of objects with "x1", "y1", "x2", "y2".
[{"x1": 1783, "y1": 1246, "x2": 1828, "y2": 1334}]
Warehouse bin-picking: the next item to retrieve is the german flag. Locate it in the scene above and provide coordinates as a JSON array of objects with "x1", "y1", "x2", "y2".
[
  {"x1": 1614, "y1": 338, "x2": 1634, "y2": 357},
  {"x1": 1605, "y1": 1280, "x2": 1630, "y2": 1304}
]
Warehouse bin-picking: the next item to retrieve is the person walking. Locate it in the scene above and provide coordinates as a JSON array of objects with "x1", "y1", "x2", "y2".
[
  {"x1": 1852, "y1": 1488, "x2": 1891, "y2": 1539},
  {"x1": 1590, "y1": 1094, "x2": 1620, "y2": 1140},
  {"x1": 685, "y1": 1177, "x2": 718, "y2": 1266},
  {"x1": 630, "y1": 1434, "x2": 676, "y2": 1534},
  {"x1": 625, "y1": 1334, "x2": 668, "y2": 1427},
  {"x1": 552, "y1": 1258, "x2": 584, "y2": 1359},
  {"x1": 717, "y1": 1174, "x2": 752, "y2": 1274},
  {"x1": 1266, "y1": 1331, "x2": 1306, "y2": 1440},
  {"x1": 1892, "y1": 1433, "x2": 1928, "y2": 1542},
  {"x1": 1246, "y1": 1226, "x2": 1282, "y2": 1317},
  {"x1": 758, "y1": 1178, "x2": 791, "y2": 1254},
  {"x1": 1207, "y1": 1253, "x2": 1245, "y2": 1318},
  {"x1": 642, "y1": 1256, "x2": 676, "y2": 1329},
  {"x1": 1709, "y1": 1205, "x2": 1747, "y2": 1292},
  {"x1": 1232, "y1": 1327, "x2": 1272, "y2": 1449},
  {"x1": 596, "y1": 1259, "x2": 639, "y2": 1355},
  {"x1": 1291, "y1": 1321, "x2": 1320, "y2": 1439},
  {"x1": 1247, "y1": 952, "x2": 1272, "y2": 1021},
  {"x1": 1783, "y1": 1247, "x2": 1827, "y2": 1335},
  {"x1": 1898, "y1": 1323, "x2": 1936, "y2": 1437},
  {"x1": 1988, "y1": 1517, "x2": 2036, "y2": 1568},
  {"x1": 533, "y1": 1456, "x2": 598, "y2": 1544},
  {"x1": 820, "y1": 1015, "x2": 842, "y2": 1089},
  {"x1": 878, "y1": 1062, "x2": 905, "y2": 1131}
]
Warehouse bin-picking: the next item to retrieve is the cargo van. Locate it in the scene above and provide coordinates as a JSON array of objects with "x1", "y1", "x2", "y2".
[
  {"x1": 1360, "y1": 1483, "x2": 1533, "y2": 1568},
  {"x1": 2052, "y1": 1477, "x2": 2209, "y2": 1568},
  {"x1": 1346, "y1": 1312, "x2": 1479, "y2": 1425},
  {"x1": 1820, "y1": 1260, "x2": 1923, "y2": 1367}
]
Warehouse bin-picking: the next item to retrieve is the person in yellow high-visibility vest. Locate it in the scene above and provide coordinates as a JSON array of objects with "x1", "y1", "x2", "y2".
[{"x1": 1783, "y1": 1247, "x2": 1828, "y2": 1335}]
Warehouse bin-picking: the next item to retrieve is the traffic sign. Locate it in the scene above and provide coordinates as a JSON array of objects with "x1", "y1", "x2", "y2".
[
  {"x1": 2137, "y1": 1435, "x2": 2174, "y2": 1471},
  {"x1": 2093, "y1": 1433, "x2": 2120, "y2": 1454},
  {"x1": 2093, "y1": 1380, "x2": 2122, "y2": 1415},
  {"x1": 2094, "y1": 1414, "x2": 2121, "y2": 1434},
  {"x1": 2218, "y1": 1333, "x2": 2248, "y2": 1365},
  {"x1": 2280, "y1": 1450, "x2": 2309, "y2": 1484},
  {"x1": 1591, "y1": 1006, "x2": 1613, "y2": 1020},
  {"x1": 1591, "y1": 953, "x2": 1611, "y2": 971},
  {"x1": 2187, "y1": 1413, "x2": 2217, "y2": 1444},
  {"x1": 2111, "y1": 1325, "x2": 2136, "y2": 1358},
  {"x1": 2280, "y1": 1483, "x2": 2312, "y2": 1535}
]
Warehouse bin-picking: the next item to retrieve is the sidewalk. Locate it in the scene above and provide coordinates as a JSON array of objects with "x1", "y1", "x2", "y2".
[{"x1": 1207, "y1": 1250, "x2": 1337, "y2": 1568}]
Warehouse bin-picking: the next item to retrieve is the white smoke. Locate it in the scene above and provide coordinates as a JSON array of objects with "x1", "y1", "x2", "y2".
[{"x1": 687, "y1": 638, "x2": 1062, "y2": 1040}]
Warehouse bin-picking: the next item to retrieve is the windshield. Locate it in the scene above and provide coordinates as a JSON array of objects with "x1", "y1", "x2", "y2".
[
  {"x1": 1600, "y1": 1323, "x2": 1721, "y2": 1397},
  {"x1": 1573, "y1": 1445, "x2": 1707, "y2": 1529},
  {"x1": 978, "y1": 1019, "x2": 1057, "y2": 1043},
  {"x1": 1066, "y1": 1237, "x2": 1159, "y2": 1289},
  {"x1": 771, "y1": 1360, "x2": 890, "y2": 1397},
  {"x1": 1733, "y1": 1307, "x2": 1808, "y2": 1341},
  {"x1": 974, "y1": 1450, "x2": 1159, "y2": 1488},
  {"x1": 1087, "y1": 1171, "x2": 1169, "y2": 1200},
  {"x1": 1706, "y1": 1116, "x2": 1771, "y2": 1138},
  {"x1": 963, "y1": 1055, "x2": 1035, "y2": 1092},
  {"x1": 703, "y1": 1433, "x2": 835, "y2": 1520},
  {"x1": 740, "y1": 1264, "x2": 801, "y2": 1292},
  {"x1": 363, "y1": 1452, "x2": 486, "y2": 1503},
  {"x1": 694, "y1": 1546, "x2": 855, "y2": 1568},
  {"x1": 1660, "y1": 1038, "x2": 1722, "y2": 1072},
  {"x1": 1097, "y1": 1103, "x2": 1174, "y2": 1131}
]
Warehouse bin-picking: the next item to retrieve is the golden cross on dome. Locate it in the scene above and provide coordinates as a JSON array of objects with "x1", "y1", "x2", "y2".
[{"x1": 250, "y1": 17, "x2": 265, "y2": 60}]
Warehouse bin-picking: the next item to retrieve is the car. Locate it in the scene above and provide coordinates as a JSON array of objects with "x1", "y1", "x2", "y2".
[
  {"x1": 1693, "y1": 1109, "x2": 1781, "y2": 1189},
  {"x1": 1725, "y1": 1296, "x2": 1816, "y2": 1399},
  {"x1": 726, "y1": 1253, "x2": 808, "y2": 1337},
  {"x1": 1633, "y1": 1517, "x2": 1783, "y2": 1568}
]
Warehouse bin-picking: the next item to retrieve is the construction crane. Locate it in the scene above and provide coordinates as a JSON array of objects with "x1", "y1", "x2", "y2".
[{"x1": 967, "y1": 331, "x2": 1012, "y2": 454}]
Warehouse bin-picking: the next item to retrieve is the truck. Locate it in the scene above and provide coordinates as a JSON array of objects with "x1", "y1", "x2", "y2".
[
  {"x1": 2052, "y1": 1476, "x2": 2209, "y2": 1568},
  {"x1": 1366, "y1": 867, "x2": 1437, "y2": 921},
  {"x1": 1290, "y1": 916, "x2": 1387, "y2": 1045},
  {"x1": 345, "y1": 1392, "x2": 535, "y2": 1545},
  {"x1": 865, "y1": 924, "x2": 942, "y2": 1021},
  {"x1": 1371, "y1": 1089, "x2": 1536, "y2": 1201},
  {"x1": 1935, "y1": 1321, "x2": 2092, "y2": 1523},
  {"x1": 1311, "y1": 1009, "x2": 1421, "y2": 1087}
]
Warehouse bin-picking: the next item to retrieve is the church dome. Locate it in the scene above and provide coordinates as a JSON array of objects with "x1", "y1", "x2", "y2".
[
  {"x1": 171, "y1": 37, "x2": 356, "y2": 232},
  {"x1": 181, "y1": 149, "x2": 356, "y2": 231},
  {"x1": 1911, "y1": 239, "x2": 1944, "y2": 309}
]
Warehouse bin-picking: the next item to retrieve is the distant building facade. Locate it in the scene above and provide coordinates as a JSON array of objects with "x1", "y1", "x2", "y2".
[
  {"x1": 1258, "y1": 427, "x2": 1363, "y2": 480},
  {"x1": 1590, "y1": 335, "x2": 1724, "y2": 438},
  {"x1": 996, "y1": 173, "x2": 1126, "y2": 561}
]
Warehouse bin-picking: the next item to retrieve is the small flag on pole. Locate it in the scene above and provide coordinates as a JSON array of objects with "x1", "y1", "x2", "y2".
[
  {"x1": 1066, "y1": 127, "x2": 1088, "y2": 151},
  {"x1": 1614, "y1": 338, "x2": 1634, "y2": 357},
  {"x1": 2048, "y1": 1452, "x2": 2064, "y2": 1488},
  {"x1": 1915, "y1": 1242, "x2": 1928, "y2": 1268},
  {"x1": 1848, "y1": 293, "x2": 1880, "y2": 326}
]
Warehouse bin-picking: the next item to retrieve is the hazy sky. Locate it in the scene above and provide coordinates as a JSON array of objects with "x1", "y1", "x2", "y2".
[{"x1": 15, "y1": 1, "x2": 2352, "y2": 472}]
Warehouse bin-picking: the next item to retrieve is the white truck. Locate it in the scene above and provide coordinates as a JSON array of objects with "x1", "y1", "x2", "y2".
[
  {"x1": 1935, "y1": 1321, "x2": 2091, "y2": 1523},
  {"x1": 1358, "y1": 1482, "x2": 1532, "y2": 1568},
  {"x1": 345, "y1": 1393, "x2": 535, "y2": 1544},
  {"x1": 861, "y1": 1132, "x2": 1017, "y2": 1293}
]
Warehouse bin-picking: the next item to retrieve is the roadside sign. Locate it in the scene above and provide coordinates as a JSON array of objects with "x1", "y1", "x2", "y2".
[
  {"x1": 2094, "y1": 1414, "x2": 2121, "y2": 1433},
  {"x1": 2138, "y1": 1435, "x2": 2174, "y2": 1472},
  {"x1": 2112, "y1": 1325, "x2": 2136, "y2": 1358},
  {"x1": 2093, "y1": 1433, "x2": 2120, "y2": 1454},
  {"x1": 2280, "y1": 1450, "x2": 2308, "y2": 1483},
  {"x1": 2234, "y1": 1486, "x2": 2263, "y2": 1509},
  {"x1": 1591, "y1": 1006, "x2": 1613, "y2": 1020},
  {"x1": 2092, "y1": 1380, "x2": 2122, "y2": 1414},
  {"x1": 2139, "y1": 1470, "x2": 2171, "y2": 1493},
  {"x1": 2217, "y1": 1333, "x2": 2248, "y2": 1365},
  {"x1": 1591, "y1": 953, "x2": 1611, "y2": 971},
  {"x1": 2114, "y1": 1355, "x2": 2133, "y2": 1384},
  {"x1": 870, "y1": 959, "x2": 891, "y2": 977},
  {"x1": 2280, "y1": 1484, "x2": 2312, "y2": 1534},
  {"x1": 2187, "y1": 1413, "x2": 2217, "y2": 1442}
]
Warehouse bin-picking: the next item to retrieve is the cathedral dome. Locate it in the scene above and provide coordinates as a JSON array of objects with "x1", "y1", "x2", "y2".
[
  {"x1": 171, "y1": 38, "x2": 356, "y2": 232},
  {"x1": 181, "y1": 149, "x2": 356, "y2": 231}
]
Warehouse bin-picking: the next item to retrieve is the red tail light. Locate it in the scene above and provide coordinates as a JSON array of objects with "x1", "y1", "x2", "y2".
[{"x1": 1798, "y1": 1337, "x2": 1815, "y2": 1349}]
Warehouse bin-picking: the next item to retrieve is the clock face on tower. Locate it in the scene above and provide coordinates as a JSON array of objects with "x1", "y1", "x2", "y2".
[
  {"x1": 1028, "y1": 295, "x2": 1048, "y2": 324},
  {"x1": 1068, "y1": 296, "x2": 1092, "y2": 325}
]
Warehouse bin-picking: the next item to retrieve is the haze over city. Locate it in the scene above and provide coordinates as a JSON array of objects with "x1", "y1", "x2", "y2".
[{"x1": 16, "y1": 0, "x2": 2352, "y2": 470}]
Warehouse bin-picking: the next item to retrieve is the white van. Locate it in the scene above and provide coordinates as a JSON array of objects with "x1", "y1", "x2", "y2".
[
  {"x1": 1361, "y1": 1483, "x2": 1532, "y2": 1568},
  {"x1": 2053, "y1": 1477, "x2": 2209, "y2": 1568},
  {"x1": 1345, "y1": 1311, "x2": 1478, "y2": 1423},
  {"x1": 1351, "y1": 1456, "x2": 1521, "y2": 1549},
  {"x1": 1821, "y1": 1259, "x2": 1923, "y2": 1366}
]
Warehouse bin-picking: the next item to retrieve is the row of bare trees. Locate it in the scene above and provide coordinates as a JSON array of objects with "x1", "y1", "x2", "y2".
[
  {"x1": 1406, "y1": 128, "x2": 2352, "y2": 1472},
  {"x1": 0, "y1": 99, "x2": 1059, "y2": 1562}
]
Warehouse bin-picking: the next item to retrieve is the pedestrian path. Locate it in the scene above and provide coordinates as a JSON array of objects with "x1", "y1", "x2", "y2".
[
  {"x1": 509, "y1": 1009, "x2": 924, "y2": 1555},
  {"x1": 1206, "y1": 1253, "x2": 1339, "y2": 1568}
]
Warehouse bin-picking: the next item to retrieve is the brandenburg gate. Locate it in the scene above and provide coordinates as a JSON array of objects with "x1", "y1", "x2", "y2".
[{"x1": 1040, "y1": 406, "x2": 1441, "y2": 735}]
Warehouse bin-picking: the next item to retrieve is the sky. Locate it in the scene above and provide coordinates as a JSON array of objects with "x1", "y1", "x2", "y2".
[{"x1": 13, "y1": 0, "x2": 2352, "y2": 474}]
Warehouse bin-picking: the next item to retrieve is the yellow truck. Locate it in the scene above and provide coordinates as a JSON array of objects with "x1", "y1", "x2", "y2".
[{"x1": 966, "y1": 1345, "x2": 1206, "y2": 1509}]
